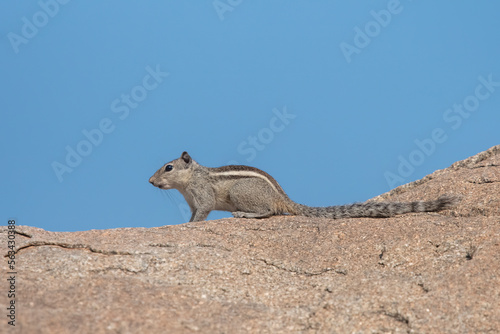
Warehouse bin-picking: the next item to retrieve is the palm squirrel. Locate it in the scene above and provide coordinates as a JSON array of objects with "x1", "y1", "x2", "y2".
[{"x1": 149, "y1": 152, "x2": 457, "y2": 222}]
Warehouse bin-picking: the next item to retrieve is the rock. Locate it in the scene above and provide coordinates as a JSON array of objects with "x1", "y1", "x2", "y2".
[{"x1": 2, "y1": 145, "x2": 499, "y2": 333}]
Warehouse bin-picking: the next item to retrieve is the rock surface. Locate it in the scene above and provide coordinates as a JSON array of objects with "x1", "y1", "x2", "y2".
[{"x1": 2, "y1": 145, "x2": 499, "y2": 333}]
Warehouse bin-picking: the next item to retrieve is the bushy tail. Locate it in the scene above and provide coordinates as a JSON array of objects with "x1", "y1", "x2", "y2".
[{"x1": 292, "y1": 195, "x2": 458, "y2": 219}]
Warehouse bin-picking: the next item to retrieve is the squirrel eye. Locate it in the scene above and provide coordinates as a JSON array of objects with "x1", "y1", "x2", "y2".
[{"x1": 165, "y1": 165, "x2": 173, "y2": 172}]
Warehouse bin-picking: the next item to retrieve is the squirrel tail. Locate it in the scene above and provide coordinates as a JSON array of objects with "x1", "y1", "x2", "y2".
[{"x1": 291, "y1": 195, "x2": 458, "y2": 219}]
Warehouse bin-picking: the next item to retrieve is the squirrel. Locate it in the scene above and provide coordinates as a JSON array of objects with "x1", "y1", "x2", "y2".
[{"x1": 149, "y1": 151, "x2": 457, "y2": 222}]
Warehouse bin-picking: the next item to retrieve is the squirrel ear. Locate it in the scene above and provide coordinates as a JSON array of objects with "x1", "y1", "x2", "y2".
[{"x1": 181, "y1": 151, "x2": 192, "y2": 164}]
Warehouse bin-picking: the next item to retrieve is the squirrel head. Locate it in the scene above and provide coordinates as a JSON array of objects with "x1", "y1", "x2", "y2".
[{"x1": 149, "y1": 151, "x2": 195, "y2": 190}]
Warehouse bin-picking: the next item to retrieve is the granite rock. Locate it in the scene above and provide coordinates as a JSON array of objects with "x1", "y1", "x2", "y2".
[{"x1": 2, "y1": 145, "x2": 499, "y2": 333}]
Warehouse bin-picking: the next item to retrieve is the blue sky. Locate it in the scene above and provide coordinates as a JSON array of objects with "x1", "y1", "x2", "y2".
[{"x1": 2, "y1": 1, "x2": 499, "y2": 232}]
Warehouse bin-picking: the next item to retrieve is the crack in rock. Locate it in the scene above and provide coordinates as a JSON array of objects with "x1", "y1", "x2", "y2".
[
  {"x1": 378, "y1": 245, "x2": 387, "y2": 266},
  {"x1": 149, "y1": 243, "x2": 176, "y2": 248},
  {"x1": 15, "y1": 230, "x2": 33, "y2": 238},
  {"x1": 4, "y1": 241, "x2": 144, "y2": 257},
  {"x1": 465, "y1": 244, "x2": 478, "y2": 260},
  {"x1": 379, "y1": 310, "x2": 410, "y2": 327},
  {"x1": 0, "y1": 229, "x2": 33, "y2": 238},
  {"x1": 257, "y1": 258, "x2": 346, "y2": 276},
  {"x1": 417, "y1": 282, "x2": 430, "y2": 293},
  {"x1": 467, "y1": 164, "x2": 500, "y2": 169},
  {"x1": 467, "y1": 179, "x2": 499, "y2": 184}
]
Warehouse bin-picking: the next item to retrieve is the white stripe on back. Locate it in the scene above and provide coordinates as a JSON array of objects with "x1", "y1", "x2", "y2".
[{"x1": 211, "y1": 170, "x2": 280, "y2": 194}]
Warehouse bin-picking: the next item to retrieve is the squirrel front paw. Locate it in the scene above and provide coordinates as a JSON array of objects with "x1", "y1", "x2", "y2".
[{"x1": 232, "y1": 211, "x2": 246, "y2": 218}]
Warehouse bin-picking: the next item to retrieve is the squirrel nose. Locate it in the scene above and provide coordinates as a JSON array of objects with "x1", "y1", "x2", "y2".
[{"x1": 149, "y1": 177, "x2": 155, "y2": 185}]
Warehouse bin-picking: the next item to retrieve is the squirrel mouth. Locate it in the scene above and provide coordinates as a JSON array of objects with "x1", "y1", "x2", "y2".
[{"x1": 149, "y1": 180, "x2": 169, "y2": 189}]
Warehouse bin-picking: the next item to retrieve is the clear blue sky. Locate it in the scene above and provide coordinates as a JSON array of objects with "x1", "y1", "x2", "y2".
[{"x1": 2, "y1": 1, "x2": 499, "y2": 232}]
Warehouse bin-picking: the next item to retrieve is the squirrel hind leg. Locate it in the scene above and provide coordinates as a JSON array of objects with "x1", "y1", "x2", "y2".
[
  {"x1": 232, "y1": 211, "x2": 274, "y2": 219},
  {"x1": 229, "y1": 179, "x2": 283, "y2": 218}
]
